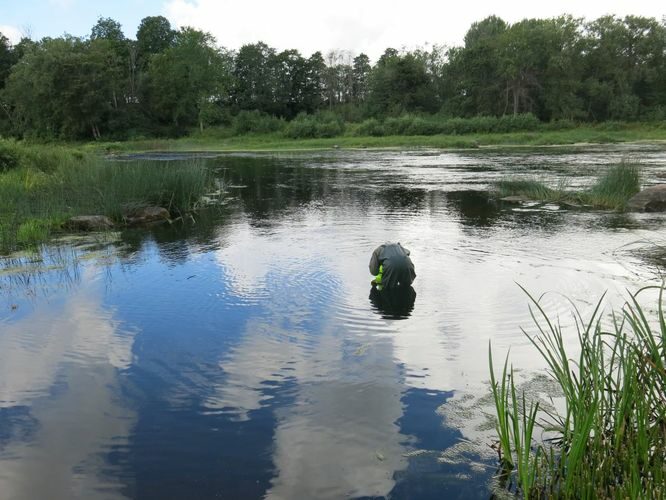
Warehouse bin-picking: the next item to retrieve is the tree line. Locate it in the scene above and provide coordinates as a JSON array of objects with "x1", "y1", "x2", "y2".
[{"x1": 0, "y1": 14, "x2": 665, "y2": 140}]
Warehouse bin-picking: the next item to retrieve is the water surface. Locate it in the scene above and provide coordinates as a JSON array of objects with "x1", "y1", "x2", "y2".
[{"x1": 2, "y1": 145, "x2": 666, "y2": 499}]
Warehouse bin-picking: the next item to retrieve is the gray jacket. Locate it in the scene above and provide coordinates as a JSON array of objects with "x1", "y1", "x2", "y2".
[{"x1": 369, "y1": 243, "x2": 416, "y2": 288}]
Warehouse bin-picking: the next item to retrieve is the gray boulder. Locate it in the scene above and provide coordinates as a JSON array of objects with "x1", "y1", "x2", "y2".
[
  {"x1": 65, "y1": 215, "x2": 114, "y2": 231},
  {"x1": 627, "y1": 185, "x2": 666, "y2": 212},
  {"x1": 124, "y1": 206, "x2": 171, "y2": 226}
]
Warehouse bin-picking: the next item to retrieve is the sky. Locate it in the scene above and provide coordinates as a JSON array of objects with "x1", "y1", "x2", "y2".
[{"x1": 1, "y1": 0, "x2": 665, "y2": 60}]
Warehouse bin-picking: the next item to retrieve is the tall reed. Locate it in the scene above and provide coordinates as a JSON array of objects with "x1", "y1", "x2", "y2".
[
  {"x1": 0, "y1": 142, "x2": 213, "y2": 251},
  {"x1": 490, "y1": 286, "x2": 666, "y2": 498}
]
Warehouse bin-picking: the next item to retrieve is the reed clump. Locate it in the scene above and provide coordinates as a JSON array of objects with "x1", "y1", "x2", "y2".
[
  {"x1": 496, "y1": 162, "x2": 641, "y2": 211},
  {"x1": 489, "y1": 286, "x2": 666, "y2": 499},
  {"x1": 0, "y1": 140, "x2": 212, "y2": 252}
]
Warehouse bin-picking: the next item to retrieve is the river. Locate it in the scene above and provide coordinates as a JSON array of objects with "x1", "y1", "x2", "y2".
[{"x1": 1, "y1": 145, "x2": 666, "y2": 499}]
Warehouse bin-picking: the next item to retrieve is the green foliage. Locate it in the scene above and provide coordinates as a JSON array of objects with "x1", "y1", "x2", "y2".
[
  {"x1": 496, "y1": 162, "x2": 641, "y2": 210},
  {"x1": 136, "y1": 15, "x2": 175, "y2": 66},
  {"x1": 582, "y1": 162, "x2": 641, "y2": 209},
  {"x1": 3, "y1": 35, "x2": 127, "y2": 139},
  {"x1": 16, "y1": 219, "x2": 51, "y2": 246},
  {"x1": 0, "y1": 140, "x2": 20, "y2": 171},
  {"x1": 496, "y1": 179, "x2": 556, "y2": 200},
  {"x1": 353, "y1": 118, "x2": 385, "y2": 137},
  {"x1": 232, "y1": 110, "x2": 285, "y2": 134},
  {"x1": 540, "y1": 119, "x2": 577, "y2": 131},
  {"x1": 351, "y1": 114, "x2": 541, "y2": 137},
  {"x1": 55, "y1": 159, "x2": 210, "y2": 219},
  {"x1": 0, "y1": 141, "x2": 213, "y2": 252},
  {"x1": 490, "y1": 287, "x2": 666, "y2": 498},
  {"x1": 367, "y1": 50, "x2": 440, "y2": 116},
  {"x1": 2, "y1": 13, "x2": 666, "y2": 140},
  {"x1": 0, "y1": 32, "x2": 19, "y2": 90},
  {"x1": 284, "y1": 112, "x2": 344, "y2": 138},
  {"x1": 143, "y1": 28, "x2": 230, "y2": 131}
]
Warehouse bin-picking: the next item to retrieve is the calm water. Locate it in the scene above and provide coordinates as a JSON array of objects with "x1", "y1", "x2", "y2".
[{"x1": 2, "y1": 146, "x2": 666, "y2": 499}]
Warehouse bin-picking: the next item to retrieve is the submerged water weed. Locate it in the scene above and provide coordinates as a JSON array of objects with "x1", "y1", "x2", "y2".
[{"x1": 489, "y1": 286, "x2": 666, "y2": 499}]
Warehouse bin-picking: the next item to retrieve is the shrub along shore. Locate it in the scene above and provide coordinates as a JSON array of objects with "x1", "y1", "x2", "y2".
[{"x1": 94, "y1": 116, "x2": 666, "y2": 153}]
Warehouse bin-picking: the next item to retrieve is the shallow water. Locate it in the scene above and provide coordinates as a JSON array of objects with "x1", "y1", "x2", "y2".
[{"x1": 2, "y1": 145, "x2": 666, "y2": 499}]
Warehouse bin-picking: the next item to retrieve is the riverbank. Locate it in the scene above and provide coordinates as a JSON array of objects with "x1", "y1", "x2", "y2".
[
  {"x1": 91, "y1": 123, "x2": 666, "y2": 154},
  {"x1": 2, "y1": 126, "x2": 665, "y2": 252},
  {"x1": 0, "y1": 141, "x2": 212, "y2": 252}
]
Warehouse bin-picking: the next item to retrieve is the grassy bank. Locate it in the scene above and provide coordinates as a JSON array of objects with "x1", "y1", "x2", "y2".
[
  {"x1": 496, "y1": 162, "x2": 641, "y2": 211},
  {"x1": 0, "y1": 141, "x2": 212, "y2": 252},
  {"x1": 489, "y1": 287, "x2": 666, "y2": 498},
  {"x1": 92, "y1": 122, "x2": 666, "y2": 154}
]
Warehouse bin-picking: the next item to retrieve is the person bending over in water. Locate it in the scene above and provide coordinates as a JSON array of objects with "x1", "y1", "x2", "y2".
[{"x1": 369, "y1": 242, "x2": 416, "y2": 288}]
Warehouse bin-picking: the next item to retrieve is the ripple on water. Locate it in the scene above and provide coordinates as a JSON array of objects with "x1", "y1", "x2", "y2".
[{"x1": 3, "y1": 147, "x2": 666, "y2": 499}]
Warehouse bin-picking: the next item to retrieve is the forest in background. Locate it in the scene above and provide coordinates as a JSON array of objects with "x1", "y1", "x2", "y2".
[{"x1": 0, "y1": 14, "x2": 665, "y2": 140}]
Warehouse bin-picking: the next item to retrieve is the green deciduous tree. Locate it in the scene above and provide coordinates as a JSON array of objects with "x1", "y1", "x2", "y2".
[
  {"x1": 367, "y1": 49, "x2": 439, "y2": 116},
  {"x1": 143, "y1": 28, "x2": 231, "y2": 131},
  {"x1": 4, "y1": 36, "x2": 127, "y2": 138},
  {"x1": 136, "y1": 16, "x2": 175, "y2": 68},
  {"x1": 231, "y1": 42, "x2": 277, "y2": 114}
]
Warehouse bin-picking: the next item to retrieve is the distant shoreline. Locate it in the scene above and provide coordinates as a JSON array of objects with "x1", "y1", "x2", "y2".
[{"x1": 92, "y1": 126, "x2": 666, "y2": 154}]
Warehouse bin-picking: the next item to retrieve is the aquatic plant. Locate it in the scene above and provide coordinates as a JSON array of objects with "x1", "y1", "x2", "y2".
[
  {"x1": 496, "y1": 179, "x2": 557, "y2": 201},
  {"x1": 496, "y1": 161, "x2": 641, "y2": 211},
  {"x1": 489, "y1": 286, "x2": 666, "y2": 498},
  {"x1": 0, "y1": 141, "x2": 213, "y2": 252},
  {"x1": 580, "y1": 162, "x2": 641, "y2": 210}
]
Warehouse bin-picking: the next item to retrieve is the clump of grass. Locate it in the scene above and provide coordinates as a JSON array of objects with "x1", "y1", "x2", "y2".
[
  {"x1": 56, "y1": 159, "x2": 212, "y2": 219},
  {"x1": 489, "y1": 286, "x2": 666, "y2": 498},
  {"x1": 496, "y1": 179, "x2": 556, "y2": 201},
  {"x1": 16, "y1": 219, "x2": 52, "y2": 246},
  {"x1": 0, "y1": 141, "x2": 214, "y2": 252},
  {"x1": 496, "y1": 162, "x2": 641, "y2": 211},
  {"x1": 580, "y1": 162, "x2": 641, "y2": 210}
]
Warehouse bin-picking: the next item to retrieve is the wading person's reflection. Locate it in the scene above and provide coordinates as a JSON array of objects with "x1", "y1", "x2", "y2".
[{"x1": 369, "y1": 285, "x2": 417, "y2": 319}]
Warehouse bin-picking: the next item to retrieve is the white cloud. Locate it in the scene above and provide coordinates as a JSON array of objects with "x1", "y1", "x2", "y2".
[
  {"x1": 0, "y1": 25, "x2": 23, "y2": 45},
  {"x1": 164, "y1": 0, "x2": 665, "y2": 60}
]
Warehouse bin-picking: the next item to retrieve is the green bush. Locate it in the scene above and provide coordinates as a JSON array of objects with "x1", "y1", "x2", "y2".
[
  {"x1": 0, "y1": 140, "x2": 20, "y2": 172},
  {"x1": 382, "y1": 115, "x2": 416, "y2": 135},
  {"x1": 233, "y1": 110, "x2": 285, "y2": 135},
  {"x1": 284, "y1": 112, "x2": 345, "y2": 139},
  {"x1": 353, "y1": 113, "x2": 543, "y2": 137},
  {"x1": 354, "y1": 118, "x2": 385, "y2": 137},
  {"x1": 495, "y1": 113, "x2": 541, "y2": 132},
  {"x1": 594, "y1": 121, "x2": 627, "y2": 132},
  {"x1": 540, "y1": 119, "x2": 577, "y2": 131}
]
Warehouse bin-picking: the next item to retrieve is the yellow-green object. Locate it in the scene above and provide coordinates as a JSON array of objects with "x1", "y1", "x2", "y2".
[{"x1": 375, "y1": 264, "x2": 383, "y2": 284}]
